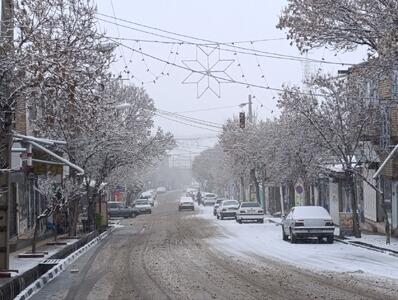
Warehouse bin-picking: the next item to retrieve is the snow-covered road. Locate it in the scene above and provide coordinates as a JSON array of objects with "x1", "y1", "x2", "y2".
[{"x1": 197, "y1": 206, "x2": 398, "y2": 280}]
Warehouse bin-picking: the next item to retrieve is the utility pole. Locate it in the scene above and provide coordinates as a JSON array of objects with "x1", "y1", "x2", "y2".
[
  {"x1": 0, "y1": 0, "x2": 14, "y2": 269},
  {"x1": 248, "y1": 94, "x2": 253, "y2": 123}
]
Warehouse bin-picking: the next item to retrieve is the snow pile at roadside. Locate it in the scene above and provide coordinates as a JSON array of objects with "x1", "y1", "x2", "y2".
[{"x1": 197, "y1": 206, "x2": 398, "y2": 279}]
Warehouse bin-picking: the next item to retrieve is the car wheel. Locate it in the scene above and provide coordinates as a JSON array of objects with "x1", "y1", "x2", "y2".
[
  {"x1": 258, "y1": 219, "x2": 264, "y2": 224},
  {"x1": 238, "y1": 219, "x2": 242, "y2": 224},
  {"x1": 290, "y1": 228, "x2": 297, "y2": 244},
  {"x1": 220, "y1": 215, "x2": 224, "y2": 220},
  {"x1": 282, "y1": 226, "x2": 288, "y2": 241},
  {"x1": 326, "y1": 236, "x2": 334, "y2": 244},
  {"x1": 216, "y1": 214, "x2": 219, "y2": 219},
  {"x1": 149, "y1": 210, "x2": 152, "y2": 214}
]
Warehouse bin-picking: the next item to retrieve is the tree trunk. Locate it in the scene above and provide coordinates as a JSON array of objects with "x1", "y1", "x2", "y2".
[
  {"x1": 240, "y1": 176, "x2": 246, "y2": 202},
  {"x1": 87, "y1": 192, "x2": 99, "y2": 232},
  {"x1": 280, "y1": 184, "x2": 285, "y2": 216},
  {"x1": 31, "y1": 217, "x2": 41, "y2": 253},
  {"x1": 53, "y1": 210, "x2": 58, "y2": 242},
  {"x1": 261, "y1": 178, "x2": 267, "y2": 214},
  {"x1": 348, "y1": 174, "x2": 361, "y2": 238},
  {"x1": 68, "y1": 199, "x2": 79, "y2": 237},
  {"x1": 250, "y1": 169, "x2": 261, "y2": 204},
  {"x1": 378, "y1": 185, "x2": 391, "y2": 244}
]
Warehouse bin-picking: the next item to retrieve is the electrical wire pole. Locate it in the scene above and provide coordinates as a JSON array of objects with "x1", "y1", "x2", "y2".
[
  {"x1": 248, "y1": 94, "x2": 253, "y2": 123},
  {"x1": 0, "y1": 0, "x2": 14, "y2": 269}
]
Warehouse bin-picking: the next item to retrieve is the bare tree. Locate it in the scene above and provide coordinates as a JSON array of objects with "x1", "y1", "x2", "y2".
[{"x1": 278, "y1": 74, "x2": 379, "y2": 238}]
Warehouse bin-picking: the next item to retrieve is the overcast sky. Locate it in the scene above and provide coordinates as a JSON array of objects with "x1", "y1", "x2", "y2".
[{"x1": 95, "y1": 0, "x2": 367, "y2": 164}]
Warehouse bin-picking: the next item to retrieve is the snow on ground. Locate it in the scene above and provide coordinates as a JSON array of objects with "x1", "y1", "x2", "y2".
[
  {"x1": 9, "y1": 238, "x2": 79, "y2": 277},
  {"x1": 197, "y1": 206, "x2": 398, "y2": 279}
]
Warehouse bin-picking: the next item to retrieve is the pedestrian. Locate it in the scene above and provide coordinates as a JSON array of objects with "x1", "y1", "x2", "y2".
[{"x1": 196, "y1": 190, "x2": 202, "y2": 206}]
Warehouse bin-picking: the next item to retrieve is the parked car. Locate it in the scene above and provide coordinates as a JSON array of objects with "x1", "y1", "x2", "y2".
[
  {"x1": 216, "y1": 200, "x2": 240, "y2": 220},
  {"x1": 133, "y1": 199, "x2": 152, "y2": 214},
  {"x1": 107, "y1": 201, "x2": 137, "y2": 218},
  {"x1": 235, "y1": 202, "x2": 264, "y2": 223},
  {"x1": 203, "y1": 193, "x2": 217, "y2": 206},
  {"x1": 140, "y1": 191, "x2": 155, "y2": 207},
  {"x1": 157, "y1": 186, "x2": 167, "y2": 193},
  {"x1": 213, "y1": 199, "x2": 225, "y2": 216},
  {"x1": 178, "y1": 196, "x2": 194, "y2": 211},
  {"x1": 281, "y1": 206, "x2": 335, "y2": 244}
]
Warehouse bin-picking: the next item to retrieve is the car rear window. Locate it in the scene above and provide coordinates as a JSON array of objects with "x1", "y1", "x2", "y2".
[
  {"x1": 223, "y1": 200, "x2": 239, "y2": 206},
  {"x1": 135, "y1": 200, "x2": 148, "y2": 205},
  {"x1": 293, "y1": 206, "x2": 331, "y2": 219},
  {"x1": 241, "y1": 202, "x2": 260, "y2": 208}
]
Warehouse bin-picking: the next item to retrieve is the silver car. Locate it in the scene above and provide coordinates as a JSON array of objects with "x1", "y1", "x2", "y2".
[
  {"x1": 216, "y1": 200, "x2": 240, "y2": 220},
  {"x1": 281, "y1": 206, "x2": 335, "y2": 244}
]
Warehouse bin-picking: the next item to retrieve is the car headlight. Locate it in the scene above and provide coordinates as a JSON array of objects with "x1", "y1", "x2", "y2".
[
  {"x1": 240, "y1": 210, "x2": 246, "y2": 213},
  {"x1": 258, "y1": 210, "x2": 264, "y2": 213},
  {"x1": 222, "y1": 208, "x2": 227, "y2": 211}
]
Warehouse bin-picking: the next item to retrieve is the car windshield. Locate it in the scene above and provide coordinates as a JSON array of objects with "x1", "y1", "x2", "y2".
[
  {"x1": 223, "y1": 200, "x2": 239, "y2": 206},
  {"x1": 135, "y1": 200, "x2": 148, "y2": 205},
  {"x1": 241, "y1": 203, "x2": 261, "y2": 208}
]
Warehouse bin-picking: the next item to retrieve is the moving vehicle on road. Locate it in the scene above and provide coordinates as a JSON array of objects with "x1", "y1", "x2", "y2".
[
  {"x1": 216, "y1": 200, "x2": 240, "y2": 220},
  {"x1": 203, "y1": 193, "x2": 217, "y2": 206},
  {"x1": 213, "y1": 199, "x2": 225, "y2": 216},
  {"x1": 107, "y1": 201, "x2": 138, "y2": 219},
  {"x1": 178, "y1": 196, "x2": 195, "y2": 211},
  {"x1": 157, "y1": 186, "x2": 167, "y2": 193},
  {"x1": 281, "y1": 206, "x2": 335, "y2": 244},
  {"x1": 236, "y1": 202, "x2": 264, "y2": 223},
  {"x1": 133, "y1": 199, "x2": 152, "y2": 214}
]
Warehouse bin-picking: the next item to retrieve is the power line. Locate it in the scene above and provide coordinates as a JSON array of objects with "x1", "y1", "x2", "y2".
[
  {"x1": 106, "y1": 37, "x2": 329, "y2": 97},
  {"x1": 155, "y1": 113, "x2": 221, "y2": 133},
  {"x1": 96, "y1": 13, "x2": 353, "y2": 66},
  {"x1": 174, "y1": 105, "x2": 240, "y2": 114},
  {"x1": 156, "y1": 109, "x2": 223, "y2": 127},
  {"x1": 106, "y1": 36, "x2": 286, "y2": 45}
]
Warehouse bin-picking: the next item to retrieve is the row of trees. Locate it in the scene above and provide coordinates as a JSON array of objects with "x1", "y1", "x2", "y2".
[
  {"x1": 195, "y1": 0, "x2": 398, "y2": 240},
  {"x1": 1, "y1": 0, "x2": 174, "y2": 244}
]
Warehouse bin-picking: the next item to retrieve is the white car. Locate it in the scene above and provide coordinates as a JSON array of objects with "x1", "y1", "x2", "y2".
[
  {"x1": 236, "y1": 202, "x2": 264, "y2": 223},
  {"x1": 134, "y1": 199, "x2": 152, "y2": 214},
  {"x1": 213, "y1": 199, "x2": 225, "y2": 216},
  {"x1": 217, "y1": 200, "x2": 240, "y2": 220},
  {"x1": 157, "y1": 186, "x2": 167, "y2": 193},
  {"x1": 140, "y1": 191, "x2": 155, "y2": 206},
  {"x1": 178, "y1": 196, "x2": 194, "y2": 211},
  {"x1": 203, "y1": 193, "x2": 217, "y2": 206},
  {"x1": 281, "y1": 206, "x2": 335, "y2": 244}
]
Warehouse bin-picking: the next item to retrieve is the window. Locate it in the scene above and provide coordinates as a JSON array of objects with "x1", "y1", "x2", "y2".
[{"x1": 366, "y1": 79, "x2": 378, "y2": 103}]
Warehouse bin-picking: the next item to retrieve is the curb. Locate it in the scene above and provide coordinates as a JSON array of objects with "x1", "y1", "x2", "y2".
[
  {"x1": 14, "y1": 228, "x2": 114, "y2": 300},
  {"x1": 334, "y1": 237, "x2": 398, "y2": 257}
]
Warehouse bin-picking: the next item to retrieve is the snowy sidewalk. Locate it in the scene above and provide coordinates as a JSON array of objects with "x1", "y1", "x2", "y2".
[
  {"x1": 265, "y1": 214, "x2": 398, "y2": 254},
  {"x1": 195, "y1": 206, "x2": 398, "y2": 280},
  {"x1": 4, "y1": 235, "x2": 79, "y2": 279}
]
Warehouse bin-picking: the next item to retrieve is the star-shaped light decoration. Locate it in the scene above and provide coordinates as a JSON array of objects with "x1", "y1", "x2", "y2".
[{"x1": 182, "y1": 45, "x2": 234, "y2": 98}]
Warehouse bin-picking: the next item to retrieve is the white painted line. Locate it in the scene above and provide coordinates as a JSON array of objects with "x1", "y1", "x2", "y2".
[{"x1": 14, "y1": 228, "x2": 114, "y2": 300}]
